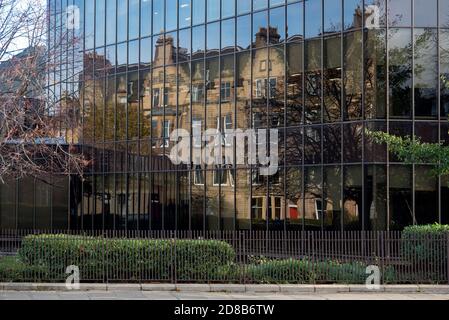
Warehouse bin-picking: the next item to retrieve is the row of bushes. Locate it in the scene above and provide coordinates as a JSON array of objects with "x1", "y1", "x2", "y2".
[
  {"x1": 245, "y1": 259, "x2": 397, "y2": 284},
  {"x1": 4, "y1": 234, "x2": 397, "y2": 284},
  {"x1": 0, "y1": 224, "x2": 447, "y2": 284},
  {"x1": 1, "y1": 256, "x2": 392, "y2": 284}
]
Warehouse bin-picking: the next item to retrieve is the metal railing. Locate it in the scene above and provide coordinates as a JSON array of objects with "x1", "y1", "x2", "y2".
[{"x1": 0, "y1": 230, "x2": 448, "y2": 284}]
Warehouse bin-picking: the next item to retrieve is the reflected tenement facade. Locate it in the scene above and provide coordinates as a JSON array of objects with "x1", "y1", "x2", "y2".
[{"x1": 1, "y1": 0, "x2": 449, "y2": 231}]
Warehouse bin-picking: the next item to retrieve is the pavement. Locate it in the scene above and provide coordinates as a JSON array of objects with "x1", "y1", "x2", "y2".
[
  {"x1": 0, "y1": 283, "x2": 449, "y2": 300},
  {"x1": 0, "y1": 290, "x2": 448, "y2": 300}
]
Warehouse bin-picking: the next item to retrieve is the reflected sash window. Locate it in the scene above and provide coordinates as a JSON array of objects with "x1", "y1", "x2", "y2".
[
  {"x1": 251, "y1": 197, "x2": 264, "y2": 220},
  {"x1": 255, "y1": 78, "x2": 277, "y2": 98},
  {"x1": 217, "y1": 114, "x2": 233, "y2": 146},
  {"x1": 163, "y1": 89, "x2": 169, "y2": 107},
  {"x1": 220, "y1": 82, "x2": 232, "y2": 101},
  {"x1": 251, "y1": 170, "x2": 263, "y2": 185},
  {"x1": 213, "y1": 165, "x2": 229, "y2": 186},
  {"x1": 151, "y1": 120, "x2": 158, "y2": 140},
  {"x1": 269, "y1": 77, "x2": 277, "y2": 98},
  {"x1": 255, "y1": 78, "x2": 265, "y2": 98},
  {"x1": 194, "y1": 165, "x2": 204, "y2": 185},
  {"x1": 192, "y1": 84, "x2": 205, "y2": 102},
  {"x1": 252, "y1": 112, "x2": 263, "y2": 128},
  {"x1": 223, "y1": 114, "x2": 233, "y2": 146},
  {"x1": 269, "y1": 197, "x2": 282, "y2": 220},
  {"x1": 162, "y1": 120, "x2": 171, "y2": 147},
  {"x1": 153, "y1": 88, "x2": 161, "y2": 107},
  {"x1": 192, "y1": 119, "x2": 203, "y2": 147},
  {"x1": 315, "y1": 198, "x2": 323, "y2": 220}
]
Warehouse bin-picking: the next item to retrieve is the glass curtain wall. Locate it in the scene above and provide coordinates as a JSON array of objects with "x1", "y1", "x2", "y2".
[{"x1": 3, "y1": 0, "x2": 448, "y2": 231}]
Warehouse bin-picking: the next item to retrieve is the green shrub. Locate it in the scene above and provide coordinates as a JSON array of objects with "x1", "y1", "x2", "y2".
[
  {"x1": 402, "y1": 224, "x2": 449, "y2": 267},
  {"x1": 0, "y1": 256, "x2": 49, "y2": 282},
  {"x1": 245, "y1": 259, "x2": 315, "y2": 284},
  {"x1": 18, "y1": 235, "x2": 236, "y2": 282},
  {"x1": 244, "y1": 258, "x2": 397, "y2": 284}
]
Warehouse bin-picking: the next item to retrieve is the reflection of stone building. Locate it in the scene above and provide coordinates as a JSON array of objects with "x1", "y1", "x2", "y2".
[
  {"x1": 5, "y1": 1, "x2": 447, "y2": 231},
  {"x1": 78, "y1": 11, "x2": 376, "y2": 229},
  {"x1": 76, "y1": 7, "x2": 381, "y2": 231}
]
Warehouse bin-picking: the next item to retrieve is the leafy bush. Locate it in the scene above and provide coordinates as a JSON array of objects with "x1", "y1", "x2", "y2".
[
  {"x1": 0, "y1": 256, "x2": 49, "y2": 282},
  {"x1": 402, "y1": 224, "x2": 449, "y2": 266},
  {"x1": 244, "y1": 258, "x2": 397, "y2": 284},
  {"x1": 18, "y1": 235, "x2": 236, "y2": 282}
]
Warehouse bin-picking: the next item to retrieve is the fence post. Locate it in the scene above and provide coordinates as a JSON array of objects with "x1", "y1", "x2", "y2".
[
  {"x1": 447, "y1": 232, "x2": 449, "y2": 285},
  {"x1": 173, "y1": 231, "x2": 177, "y2": 285}
]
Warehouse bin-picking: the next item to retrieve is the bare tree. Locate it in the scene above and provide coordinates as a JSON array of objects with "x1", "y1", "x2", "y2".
[{"x1": 0, "y1": 0, "x2": 86, "y2": 184}]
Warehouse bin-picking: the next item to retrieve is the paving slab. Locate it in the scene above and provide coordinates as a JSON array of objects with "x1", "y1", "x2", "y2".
[
  {"x1": 1, "y1": 290, "x2": 449, "y2": 300},
  {"x1": 210, "y1": 284, "x2": 246, "y2": 293},
  {"x1": 87, "y1": 292, "x2": 118, "y2": 300},
  {"x1": 2, "y1": 283, "x2": 36, "y2": 291},
  {"x1": 176, "y1": 284, "x2": 211, "y2": 292},
  {"x1": 384, "y1": 285, "x2": 419, "y2": 293},
  {"x1": 0, "y1": 292, "x2": 32, "y2": 300},
  {"x1": 320, "y1": 293, "x2": 390, "y2": 301},
  {"x1": 314, "y1": 285, "x2": 350, "y2": 293},
  {"x1": 113, "y1": 291, "x2": 149, "y2": 300},
  {"x1": 107, "y1": 284, "x2": 142, "y2": 291},
  {"x1": 245, "y1": 284, "x2": 280, "y2": 293},
  {"x1": 29, "y1": 292, "x2": 62, "y2": 300},
  {"x1": 349, "y1": 285, "x2": 386, "y2": 293},
  {"x1": 418, "y1": 285, "x2": 449, "y2": 294},
  {"x1": 141, "y1": 283, "x2": 176, "y2": 292},
  {"x1": 142, "y1": 291, "x2": 179, "y2": 300},
  {"x1": 280, "y1": 285, "x2": 315, "y2": 293},
  {"x1": 57, "y1": 292, "x2": 90, "y2": 300},
  {"x1": 33, "y1": 283, "x2": 68, "y2": 291},
  {"x1": 172, "y1": 293, "x2": 217, "y2": 300},
  {"x1": 79, "y1": 284, "x2": 108, "y2": 291}
]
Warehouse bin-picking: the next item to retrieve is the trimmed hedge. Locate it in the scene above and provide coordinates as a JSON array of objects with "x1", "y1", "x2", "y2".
[
  {"x1": 402, "y1": 224, "x2": 449, "y2": 266},
  {"x1": 18, "y1": 235, "x2": 236, "y2": 281},
  {"x1": 244, "y1": 259, "x2": 397, "y2": 284}
]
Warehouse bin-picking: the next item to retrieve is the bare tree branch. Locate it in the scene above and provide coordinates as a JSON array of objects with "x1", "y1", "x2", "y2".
[{"x1": 0, "y1": 0, "x2": 86, "y2": 184}]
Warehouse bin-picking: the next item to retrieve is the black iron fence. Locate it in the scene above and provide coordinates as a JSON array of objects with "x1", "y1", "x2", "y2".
[{"x1": 0, "y1": 230, "x2": 448, "y2": 284}]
